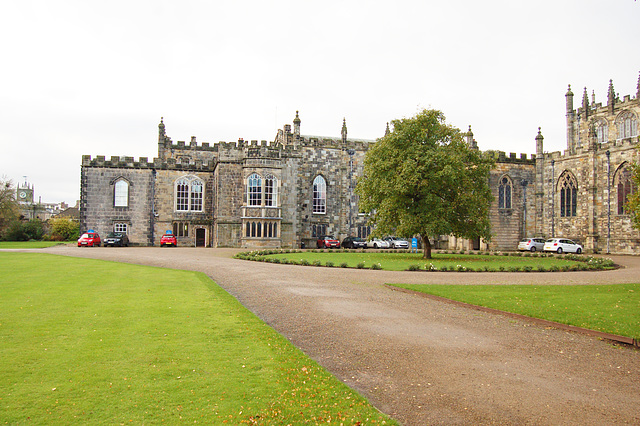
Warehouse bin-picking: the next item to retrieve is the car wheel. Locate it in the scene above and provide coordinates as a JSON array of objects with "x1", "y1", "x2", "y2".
[
  {"x1": 374, "y1": 243, "x2": 378, "y2": 248},
  {"x1": 161, "y1": 243, "x2": 165, "y2": 247},
  {"x1": 557, "y1": 247, "x2": 563, "y2": 254},
  {"x1": 530, "y1": 246, "x2": 536, "y2": 252},
  {"x1": 576, "y1": 248, "x2": 582, "y2": 254}
]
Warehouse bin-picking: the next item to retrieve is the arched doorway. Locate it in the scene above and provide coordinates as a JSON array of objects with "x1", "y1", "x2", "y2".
[{"x1": 195, "y1": 228, "x2": 206, "y2": 247}]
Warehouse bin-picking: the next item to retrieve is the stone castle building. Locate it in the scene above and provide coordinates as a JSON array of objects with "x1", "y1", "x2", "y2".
[{"x1": 80, "y1": 73, "x2": 640, "y2": 253}]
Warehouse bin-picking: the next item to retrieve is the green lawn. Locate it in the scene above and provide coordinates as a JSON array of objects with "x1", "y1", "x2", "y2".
[
  {"x1": 256, "y1": 250, "x2": 605, "y2": 271},
  {"x1": 0, "y1": 253, "x2": 395, "y2": 424},
  {"x1": 392, "y1": 283, "x2": 640, "y2": 339},
  {"x1": 0, "y1": 241, "x2": 68, "y2": 249}
]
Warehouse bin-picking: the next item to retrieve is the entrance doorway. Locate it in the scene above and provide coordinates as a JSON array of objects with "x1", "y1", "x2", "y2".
[{"x1": 196, "y1": 228, "x2": 206, "y2": 247}]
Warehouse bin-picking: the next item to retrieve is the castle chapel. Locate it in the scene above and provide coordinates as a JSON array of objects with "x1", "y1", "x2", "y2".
[{"x1": 80, "y1": 73, "x2": 640, "y2": 253}]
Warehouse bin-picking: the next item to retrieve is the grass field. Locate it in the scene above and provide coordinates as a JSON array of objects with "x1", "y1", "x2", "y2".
[
  {"x1": 0, "y1": 241, "x2": 68, "y2": 249},
  {"x1": 253, "y1": 250, "x2": 609, "y2": 272},
  {"x1": 0, "y1": 253, "x2": 395, "y2": 424},
  {"x1": 391, "y1": 283, "x2": 640, "y2": 339}
]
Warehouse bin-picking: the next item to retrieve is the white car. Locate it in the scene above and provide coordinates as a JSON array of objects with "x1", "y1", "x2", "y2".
[
  {"x1": 543, "y1": 238, "x2": 583, "y2": 254},
  {"x1": 384, "y1": 236, "x2": 409, "y2": 249},
  {"x1": 367, "y1": 238, "x2": 390, "y2": 249},
  {"x1": 518, "y1": 237, "x2": 546, "y2": 252}
]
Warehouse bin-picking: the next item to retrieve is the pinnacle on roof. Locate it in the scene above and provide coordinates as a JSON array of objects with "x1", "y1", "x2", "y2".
[
  {"x1": 293, "y1": 110, "x2": 301, "y2": 125},
  {"x1": 565, "y1": 84, "x2": 573, "y2": 97}
]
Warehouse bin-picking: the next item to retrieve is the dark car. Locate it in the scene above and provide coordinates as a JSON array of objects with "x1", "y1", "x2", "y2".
[
  {"x1": 77, "y1": 230, "x2": 101, "y2": 247},
  {"x1": 104, "y1": 232, "x2": 129, "y2": 247},
  {"x1": 317, "y1": 235, "x2": 340, "y2": 249},
  {"x1": 342, "y1": 236, "x2": 367, "y2": 249},
  {"x1": 160, "y1": 230, "x2": 177, "y2": 247}
]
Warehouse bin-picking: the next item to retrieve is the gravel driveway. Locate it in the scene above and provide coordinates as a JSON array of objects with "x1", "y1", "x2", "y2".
[{"x1": 37, "y1": 246, "x2": 640, "y2": 425}]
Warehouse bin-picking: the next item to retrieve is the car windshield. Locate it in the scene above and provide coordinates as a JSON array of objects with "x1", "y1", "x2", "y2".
[
  {"x1": 520, "y1": 238, "x2": 529, "y2": 242},
  {"x1": 107, "y1": 233, "x2": 121, "y2": 238},
  {"x1": 325, "y1": 236, "x2": 335, "y2": 240}
]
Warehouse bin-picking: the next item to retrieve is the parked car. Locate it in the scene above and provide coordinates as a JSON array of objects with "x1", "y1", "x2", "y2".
[
  {"x1": 317, "y1": 235, "x2": 340, "y2": 249},
  {"x1": 104, "y1": 232, "x2": 129, "y2": 247},
  {"x1": 543, "y1": 238, "x2": 583, "y2": 254},
  {"x1": 384, "y1": 236, "x2": 409, "y2": 249},
  {"x1": 342, "y1": 236, "x2": 367, "y2": 249},
  {"x1": 160, "y1": 230, "x2": 177, "y2": 247},
  {"x1": 517, "y1": 237, "x2": 546, "y2": 252},
  {"x1": 367, "y1": 238, "x2": 390, "y2": 249},
  {"x1": 78, "y1": 230, "x2": 101, "y2": 247}
]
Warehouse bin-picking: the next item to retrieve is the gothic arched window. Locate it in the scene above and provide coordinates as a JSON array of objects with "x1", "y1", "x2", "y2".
[
  {"x1": 498, "y1": 175, "x2": 512, "y2": 209},
  {"x1": 558, "y1": 172, "x2": 577, "y2": 217},
  {"x1": 175, "y1": 176, "x2": 204, "y2": 212},
  {"x1": 616, "y1": 111, "x2": 638, "y2": 140},
  {"x1": 114, "y1": 179, "x2": 129, "y2": 207},
  {"x1": 595, "y1": 120, "x2": 609, "y2": 144},
  {"x1": 248, "y1": 173, "x2": 262, "y2": 206},
  {"x1": 615, "y1": 164, "x2": 634, "y2": 215},
  {"x1": 265, "y1": 175, "x2": 277, "y2": 207},
  {"x1": 313, "y1": 175, "x2": 327, "y2": 214}
]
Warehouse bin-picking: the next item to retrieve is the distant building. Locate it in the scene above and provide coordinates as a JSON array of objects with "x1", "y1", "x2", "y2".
[{"x1": 80, "y1": 72, "x2": 640, "y2": 253}]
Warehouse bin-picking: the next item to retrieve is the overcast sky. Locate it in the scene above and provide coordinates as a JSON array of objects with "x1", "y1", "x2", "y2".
[{"x1": 1, "y1": 0, "x2": 639, "y2": 204}]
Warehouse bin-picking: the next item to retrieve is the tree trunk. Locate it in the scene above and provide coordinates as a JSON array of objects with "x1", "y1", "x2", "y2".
[{"x1": 422, "y1": 235, "x2": 432, "y2": 259}]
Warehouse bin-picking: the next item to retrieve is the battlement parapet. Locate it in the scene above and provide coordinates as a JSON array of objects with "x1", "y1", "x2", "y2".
[
  {"x1": 82, "y1": 155, "x2": 216, "y2": 171},
  {"x1": 488, "y1": 151, "x2": 536, "y2": 164}
]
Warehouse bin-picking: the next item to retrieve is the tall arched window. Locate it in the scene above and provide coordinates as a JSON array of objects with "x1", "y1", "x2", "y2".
[
  {"x1": 616, "y1": 111, "x2": 638, "y2": 140},
  {"x1": 615, "y1": 164, "x2": 634, "y2": 215},
  {"x1": 248, "y1": 173, "x2": 262, "y2": 206},
  {"x1": 595, "y1": 120, "x2": 609, "y2": 143},
  {"x1": 114, "y1": 179, "x2": 129, "y2": 207},
  {"x1": 313, "y1": 175, "x2": 326, "y2": 214},
  {"x1": 175, "y1": 176, "x2": 204, "y2": 212},
  {"x1": 265, "y1": 175, "x2": 277, "y2": 207},
  {"x1": 498, "y1": 175, "x2": 512, "y2": 209},
  {"x1": 558, "y1": 172, "x2": 577, "y2": 217}
]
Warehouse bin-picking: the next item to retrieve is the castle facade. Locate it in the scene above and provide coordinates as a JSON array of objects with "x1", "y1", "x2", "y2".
[{"x1": 80, "y1": 73, "x2": 640, "y2": 253}]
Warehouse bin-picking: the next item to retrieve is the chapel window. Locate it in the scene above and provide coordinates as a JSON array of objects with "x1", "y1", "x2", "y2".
[
  {"x1": 595, "y1": 120, "x2": 609, "y2": 144},
  {"x1": 616, "y1": 111, "x2": 638, "y2": 140},
  {"x1": 616, "y1": 165, "x2": 634, "y2": 215},
  {"x1": 558, "y1": 172, "x2": 577, "y2": 217},
  {"x1": 313, "y1": 175, "x2": 327, "y2": 214},
  {"x1": 114, "y1": 180, "x2": 129, "y2": 207},
  {"x1": 498, "y1": 176, "x2": 512, "y2": 209}
]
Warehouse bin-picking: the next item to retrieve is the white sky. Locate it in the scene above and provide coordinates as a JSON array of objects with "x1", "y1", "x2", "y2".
[{"x1": 1, "y1": 0, "x2": 639, "y2": 204}]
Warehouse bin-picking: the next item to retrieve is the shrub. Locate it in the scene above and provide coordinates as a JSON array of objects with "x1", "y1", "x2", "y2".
[
  {"x1": 371, "y1": 263, "x2": 382, "y2": 270},
  {"x1": 312, "y1": 260, "x2": 323, "y2": 267},
  {"x1": 522, "y1": 266, "x2": 533, "y2": 272},
  {"x1": 340, "y1": 262, "x2": 348, "y2": 268},
  {"x1": 300, "y1": 259, "x2": 310, "y2": 266},
  {"x1": 407, "y1": 264, "x2": 422, "y2": 271},
  {"x1": 536, "y1": 265, "x2": 547, "y2": 272},
  {"x1": 440, "y1": 266, "x2": 448, "y2": 272},
  {"x1": 325, "y1": 261, "x2": 334, "y2": 267},
  {"x1": 498, "y1": 265, "x2": 506, "y2": 272},
  {"x1": 356, "y1": 262, "x2": 365, "y2": 269}
]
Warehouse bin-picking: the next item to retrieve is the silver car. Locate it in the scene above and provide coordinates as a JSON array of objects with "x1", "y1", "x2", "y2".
[
  {"x1": 384, "y1": 236, "x2": 409, "y2": 249},
  {"x1": 517, "y1": 237, "x2": 546, "y2": 252}
]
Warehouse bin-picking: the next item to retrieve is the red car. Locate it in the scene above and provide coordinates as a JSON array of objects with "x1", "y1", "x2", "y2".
[
  {"x1": 160, "y1": 230, "x2": 177, "y2": 247},
  {"x1": 317, "y1": 235, "x2": 340, "y2": 249},
  {"x1": 78, "y1": 230, "x2": 101, "y2": 247}
]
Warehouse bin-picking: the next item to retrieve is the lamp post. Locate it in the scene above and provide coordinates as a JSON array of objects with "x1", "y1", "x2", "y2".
[
  {"x1": 551, "y1": 159, "x2": 555, "y2": 237},
  {"x1": 521, "y1": 179, "x2": 528, "y2": 237},
  {"x1": 606, "y1": 150, "x2": 611, "y2": 254}
]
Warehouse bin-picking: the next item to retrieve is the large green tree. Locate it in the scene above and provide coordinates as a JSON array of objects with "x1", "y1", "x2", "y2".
[
  {"x1": 0, "y1": 177, "x2": 20, "y2": 239},
  {"x1": 356, "y1": 109, "x2": 494, "y2": 259}
]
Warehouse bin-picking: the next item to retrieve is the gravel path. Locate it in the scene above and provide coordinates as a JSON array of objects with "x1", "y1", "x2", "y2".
[{"x1": 35, "y1": 247, "x2": 640, "y2": 425}]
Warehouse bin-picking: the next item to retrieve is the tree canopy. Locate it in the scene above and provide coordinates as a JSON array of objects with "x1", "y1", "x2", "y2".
[
  {"x1": 355, "y1": 109, "x2": 494, "y2": 258},
  {"x1": 0, "y1": 177, "x2": 20, "y2": 238}
]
